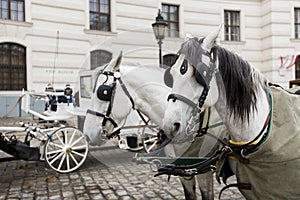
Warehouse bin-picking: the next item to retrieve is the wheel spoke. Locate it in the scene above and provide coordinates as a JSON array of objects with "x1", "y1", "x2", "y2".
[
  {"x1": 68, "y1": 130, "x2": 77, "y2": 145},
  {"x1": 64, "y1": 131, "x2": 68, "y2": 146},
  {"x1": 48, "y1": 142, "x2": 64, "y2": 150},
  {"x1": 55, "y1": 132, "x2": 65, "y2": 145},
  {"x1": 72, "y1": 145, "x2": 87, "y2": 151},
  {"x1": 71, "y1": 150, "x2": 85, "y2": 157},
  {"x1": 58, "y1": 152, "x2": 66, "y2": 170},
  {"x1": 66, "y1": 153, "x2": 70, "y2": 171},
  {"x1": 46, "y1": 149, "x2": 63, "y2": 155},
  {"x1": 69, "y1": 153, "x2": 79, "y2": 165},
  {"x1": 70, "y1": 136, "x2": 85, "y2": 147},
  {"x1": 49, "y1": 151, "x2": 64, "y2": 165}
]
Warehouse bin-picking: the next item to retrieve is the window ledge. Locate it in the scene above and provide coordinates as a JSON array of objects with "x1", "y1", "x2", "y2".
[
  {"x1": 84, "y1": 29, "x2": 117, "y2": 36},
  {"x1": 0, "y1": 19, "x2": 33, "y2": 27},
  {"x1": 290, "y1": 38, "x2": 300, "y2": 42},
  {"x1": 220, "y1": 40, "x2": 246, "y2": 45},
  {"x1": 165, "y1": 36, "x2": 182, "y2": 42},
  {"x1": 0, "y1": 91, "x2": 26, "y2": 96}
]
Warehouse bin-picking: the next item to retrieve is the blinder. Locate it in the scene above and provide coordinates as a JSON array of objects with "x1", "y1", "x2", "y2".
[
  {"x1": 194, "y1": 61, "x2": 215, "y2": 87},
  {"x1": 97, "y1": 84, "x2": 113, "y2": 101}
]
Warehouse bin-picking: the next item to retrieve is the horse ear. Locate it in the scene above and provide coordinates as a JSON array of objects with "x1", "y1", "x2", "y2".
[
  {"x1": 112, "y1": 51, "x2": 123, "y2": 72},
  {"x1": 184, "y1": 33, "x2": 194, "y2": 42},
  {"x1": 202, "y1": 23, "x2": 223, "y2": 51}
]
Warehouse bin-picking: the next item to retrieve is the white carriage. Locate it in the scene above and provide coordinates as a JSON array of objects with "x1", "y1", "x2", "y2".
[{"x1": 0, "y1": 84, "x2": 89, "y2": 173}]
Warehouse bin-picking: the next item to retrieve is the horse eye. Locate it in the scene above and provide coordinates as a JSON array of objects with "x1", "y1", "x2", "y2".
[{"x1": 180, "y1": 60, "x2": 188, "y2": 75}]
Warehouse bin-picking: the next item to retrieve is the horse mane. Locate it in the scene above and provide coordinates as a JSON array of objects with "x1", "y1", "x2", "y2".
[
  {"x1": 215, "y1": 45, "x2": 269, "y2": 122},
  {"x1": 179, "y1": 37, "x2": 268, "y2": 122}
]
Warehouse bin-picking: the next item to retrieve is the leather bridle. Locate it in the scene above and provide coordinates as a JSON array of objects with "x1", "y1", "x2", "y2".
[
  {"x1": 167, "y1": 46, "x2": 217, "y2": 140},
  {"x1": 86, "y1": 70, "x2": 135, "y2": 135}
]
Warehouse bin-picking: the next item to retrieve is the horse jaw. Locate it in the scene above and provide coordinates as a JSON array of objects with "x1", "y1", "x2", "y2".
[{"x1": 202, "y1": 24, "x2": 222, "y2": 51}]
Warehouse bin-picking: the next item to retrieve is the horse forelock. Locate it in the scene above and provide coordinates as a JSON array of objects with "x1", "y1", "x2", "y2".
[
  {"x1": 178, "y1": 37, "x2": 204, "y2": 67},
  {"x1": 215, "y1": 45, "x2": 268, "y2": 122}
]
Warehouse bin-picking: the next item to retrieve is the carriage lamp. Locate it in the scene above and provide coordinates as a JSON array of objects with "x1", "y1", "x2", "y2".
[{"x1": 152, "y1": 9, "x2": 168, "y2": 68}]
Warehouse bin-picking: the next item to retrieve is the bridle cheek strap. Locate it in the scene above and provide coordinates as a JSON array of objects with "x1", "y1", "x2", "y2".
[{"x1": 167, "y1": 93, "x2": 198, "y2": 109}]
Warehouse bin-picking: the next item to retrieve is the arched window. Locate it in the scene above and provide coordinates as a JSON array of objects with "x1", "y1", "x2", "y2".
[
  {"x1": 0, "y1": 43, "x2": 27, "y2": 90},
  {"x1": 90, "y1": 49, "x2": 112, "y2": 70}
]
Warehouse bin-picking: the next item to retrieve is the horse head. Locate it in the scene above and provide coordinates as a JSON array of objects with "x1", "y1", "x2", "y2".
[
  {"x1": 83, "y1": 52, "x2": 132, "y2": 145},
  {"x1": 163, "y1": 25, "x2": 222, "y2": 142}
]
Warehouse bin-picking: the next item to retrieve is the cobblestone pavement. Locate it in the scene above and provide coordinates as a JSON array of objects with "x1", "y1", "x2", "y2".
[{"x1": 0, "y1": 117, "x2": 245, "y2": 200}]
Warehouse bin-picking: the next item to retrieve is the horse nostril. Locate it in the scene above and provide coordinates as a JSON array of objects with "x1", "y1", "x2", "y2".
[{"x1": 174, "y1": 122, "x2": 180, "y2": 132}]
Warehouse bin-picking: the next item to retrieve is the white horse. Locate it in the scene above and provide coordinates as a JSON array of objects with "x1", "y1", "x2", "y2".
[
  {"x1": 163, "y1": 25, "x2": 300, "y2": 199},
  {"x1": 83, "y1": 53, "x2": 216, "y2": 199}
]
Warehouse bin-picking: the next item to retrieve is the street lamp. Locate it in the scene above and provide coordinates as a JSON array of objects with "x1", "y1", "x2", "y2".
[{"x1": 152, "y1": 9, "x2": 168, "y2": 68}]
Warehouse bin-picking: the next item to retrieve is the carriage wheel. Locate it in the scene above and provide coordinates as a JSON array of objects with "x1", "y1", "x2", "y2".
[
  {"x1": 141, "y1": 123, "x2": 161, "y2": 153},
  {"x1": 44, "y1": 127, "x2": 89, "y2": 173}
]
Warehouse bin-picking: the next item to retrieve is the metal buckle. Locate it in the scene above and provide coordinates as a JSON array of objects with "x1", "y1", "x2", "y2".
[
  {"x1": 150, "y1": 159, "x2": 162, "y2": 172},
  {"x1": 185, "y1": 168, "x2": 198, "y2": 175}
]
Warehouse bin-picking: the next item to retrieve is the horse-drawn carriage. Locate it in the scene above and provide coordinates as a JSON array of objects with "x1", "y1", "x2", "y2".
[
  {"x1": 0, "y1": 66, "x2": 163, "y2": 173},
  {"x1": 0, "y1": 84, "x2": 89, "y2": 173}
]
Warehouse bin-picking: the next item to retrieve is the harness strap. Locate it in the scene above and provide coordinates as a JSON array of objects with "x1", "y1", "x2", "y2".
[
  {"x1": 103, "y1": 79, "x2": 117, "y2": 126},
  {"x1": 136, "y1": 110, "x2": 149, "y2": 125},
  {"x1": 86, "y1": 109, "x2": 118, "y2": 128},
  {"x1": 167, "y1": 93, "x2": 198, "y2": 108},
  {"x1": 230, "y1": 114, "x2": 271, "y2": 157},
  {"x1": 118, "y1": 78, "x2": 135, "y2": 109}
]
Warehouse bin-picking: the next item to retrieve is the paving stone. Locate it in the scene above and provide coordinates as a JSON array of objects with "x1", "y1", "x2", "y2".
[
  {"x1": 62, "y1": 191, "x2": 75, "y2": 197},
  {"x1": 116, "y1": 189, "x2": 128, "y2": 196},
  {"x1": 119, "y1": 195, "x2": 132, "y2": 200},
  {"x1": 101, "y1": 189, "x2": 114, "y2": 196},
  {"x1": 144, "y1": 190, "x2": 157, "y2": 198},
  {"x1": 105, "y1": 193, "x2": 118, "y2": 200}
]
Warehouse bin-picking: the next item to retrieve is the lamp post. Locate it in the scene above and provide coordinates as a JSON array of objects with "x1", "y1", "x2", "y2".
[{"x1": 152, "y1": 9, "x2": 168, "y2": 68}]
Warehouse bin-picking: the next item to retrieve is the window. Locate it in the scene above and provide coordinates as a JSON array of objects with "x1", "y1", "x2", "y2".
[
  {"x1": 295, "y1": 8, "x2": 300, "y2": 39},
  {"x1": 89, "y1": 0, "x2": 110, "y2": 31},
  {"x1": 0, "y1": 43, "x2": 27, "y2": 90},
  {"x1": 161, "y1": 4, "x2": 179, "y2": 37},
  {"x1": 0, "y1": 0, "x2": 25, "y2": 21},
  {"x1": 163, "y1": 53, "x2": 177, "y2": 67},
  {"x1": 224, "y1": 10, "x2": 240, "y2": 41},
  {"x1": 80, "y1": 75, "x2": 92, "y2": 99},
  {"x1": 90, "y1": 50, "x2": 112, "y2": 70}
]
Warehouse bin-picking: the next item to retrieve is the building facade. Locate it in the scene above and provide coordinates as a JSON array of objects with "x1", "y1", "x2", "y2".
[{"x1": 1, "y1": 0, "x2": 300, "y2": 115}]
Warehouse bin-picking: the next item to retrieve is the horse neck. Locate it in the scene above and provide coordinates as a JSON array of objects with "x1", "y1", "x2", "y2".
[
  {"x1": 120, "y1": 67, "x2": 170, "y2": 129},
  {"x1": 215, "y1": 82, "x2": 270, "y2": 143}
]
